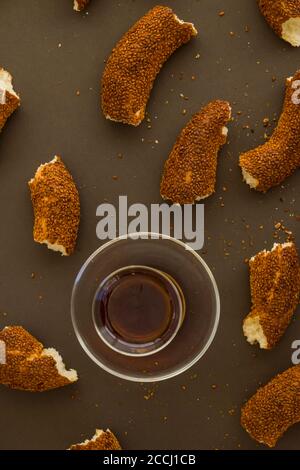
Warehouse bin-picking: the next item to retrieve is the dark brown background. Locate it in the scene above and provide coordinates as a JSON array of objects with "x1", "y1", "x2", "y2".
[{"x1": 0, "y1": 0, "x2": 299, "y2": 450}]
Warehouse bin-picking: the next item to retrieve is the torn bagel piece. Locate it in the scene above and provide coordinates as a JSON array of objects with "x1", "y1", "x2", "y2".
[
  {"x1": 29, "y1": 156, "x2": 80, "y2": 256},
  {"x1": 160, "y1": 100, "x2": 231, "y2": 204},
  {"x1": 0, "y1": 68, "x2": 20, "y2": 132},
  {"x1": 241, "y1": 365, "x2": 300, "y2": 447},
  {"x1": 243, "y1": 242, "x2": 300, "y2": 349},
  {"x1": 0, "y1": 326, "x2": 78, "y2": 392},
  {"x1": 101, "y1": 5, "x2": 197, "y2": 126},
  {"x1": 258, "y1": 0, "x2": 300, "y2": 47},
  {"x1": 240, "y1": 70, "x2": 300, "y2": 192},
  {"x1": 69, "y1": 429, "x2": 122, "y2": 450},
  {"x1": 73, "y1": 0, "x2": 89, "y2": 11}
]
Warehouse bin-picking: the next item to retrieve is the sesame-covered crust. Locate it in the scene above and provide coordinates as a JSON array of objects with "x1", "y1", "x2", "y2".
[
  {"x1": 29, "y1": 156, "x2": 80, "y2": 256},
  {"x1": 244, "y1": 243, "x2": 300, "y2": 349},
  {"x1": 240, "y1": 70, "x2": 300, "y2": 191},
  {"x1": 258, "y1": 0, "x2": 300, "y2": 40},
  {"x1": 241, "y1": 365, "x2": 300, "y2": 447},
  {"x1": 74, "y1": 0, "x2": 89, "y2": 11},
  {"x1": 160, "y1": 100, "x2": 231, "y2": 204},
  {"x1": 0, "y1": 68, "x2": 20, "y2": 132},
  {"x1": 0, "y1": 326, "x2": 77, "y2": 392},
  {"x1": 101, "y1": 6, "x2": 197, "y2": 126},
  {"x1": 69, "y1": 430, "x2": 122, "y2": 450}
]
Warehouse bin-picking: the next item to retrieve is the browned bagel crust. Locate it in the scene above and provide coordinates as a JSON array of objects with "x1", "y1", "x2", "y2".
[
  {"x1": 0, "y1": 326, "x2": 77, "y2": 392},
  {"x1": 29, "y1": 156, "x2": 80, "y2": 256},
  {"x1": 160, "y1": 100, "x2": 231, "y2": 204},
  {"x1": 240, "y1": 70, "x2": 300, "y2": 191},
  {"x1": 258, "y1": 0, "x2": 300, "y2": 41},
  {"x1": 243, "y1": 242, "x2": 300, "y2": 349},
  {"x1": 241, "y1": 365, "x2": 300, "y2": 447},
  {"x1": 69, "y1": 430, "x2": 122, "y2": 450},
  {"x1": 0, "y1": 69, "x2": 20, "y2": 132},
  {"x1": 101, "y1": 6, "x2": 197, "y2": 126}
]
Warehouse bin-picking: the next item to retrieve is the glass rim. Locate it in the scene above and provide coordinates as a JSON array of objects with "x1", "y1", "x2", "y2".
[{"x1": 71, "y1": 232, "x2": 220, "y2": 383}]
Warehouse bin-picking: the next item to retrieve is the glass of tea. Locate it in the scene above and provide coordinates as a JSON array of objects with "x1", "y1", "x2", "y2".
[
  {"x1": 93, "y1": 265, "x2": 186, "y2": 357},
  {"x1": 71, "y1": 233, "x2": 220, "y2": 382}
]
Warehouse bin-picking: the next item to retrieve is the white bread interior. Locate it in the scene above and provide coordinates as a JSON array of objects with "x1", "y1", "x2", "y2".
[
  {"x1": 73, "y1": 1, "x2": 80, "y2": 11},
  {"x1": 282, "y1": 17, "x2": 300, "y2": 47},
  {"x1": 42, "y1": 348, "x2": 78, "y2": 382},
  {"x1": 243, "y1": 315, "x2": 268, "y2": 349},
  {"x1": 242, "y1": 168, "x2": 259, "y2": 189},
  {"x1": 0, "y1": 68, "x2": 19, "y2": 105},
  {"x1": 243, "y1": 242, "x2": 294, "y2": 349}
]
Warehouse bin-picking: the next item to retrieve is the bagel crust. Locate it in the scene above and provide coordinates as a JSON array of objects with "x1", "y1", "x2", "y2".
[
  {"x1": 240, "y1": 70, "x2": 300, "y2": 191},
  {"x1": 0, "y1": 326, "x2": 78, "y2": 392},
  {"x1": 258, "y1": 0, "x2": 300, "y2": 46},
  {"x1": 74, "y1": 0, "x2": 89, "y2": 11},
  {"x1": 29, "y1": 156, "x2": 80, "y2": 256},
  {"x1": 69, "y1": 429, "x2": 121, "y2": 450},
  {"x1": 160, "y1": 100, "x2": 231, "y2": 204},
  {"x1": 241, "y1": 365, "x2": 300, "y2": 447},
  {"x1": 101, "y1": 6, "x2": 197, "y2": 126},
  {"x1": 243, "y1": 242, "x2": 300, "y2": 349},
  {"x1": 0, "y1": 68, "x2": 20, "y2": 132}
]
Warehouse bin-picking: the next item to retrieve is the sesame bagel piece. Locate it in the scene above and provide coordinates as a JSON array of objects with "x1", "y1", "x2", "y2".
[
  {"x1": 29, "y1": 156, "x2": 80, "y2": 256},
  {"x1": 73, "y1": 0, "x2": 89, "y2": 11},
  {"x1": 101, "y1": 6, "x2": 197, "y2": 126},
  {"x1": 69, "y1": 429, "x2": 122, "y2": 450},
  {"x1": 258, "y1": 0, "x2": 300, "y2": 46},
  {"x1": 0, "y1": 326, "x2": 78, "y2": 392},
  {"x1": 243, "y1": 242, "x2": 300, "y2": 349},
  {"x1": 240, "y1": 71, "x2": 300, "y2": 191},
  {"x1": 241, "y1": 365, "x2": 300, "y2": 447},
  {"x1": 160, "y1": 100, "x2": 231, "y2": 204},
  {"x1": 0, "y1": 68, "x2": 20, "y2": 132}
]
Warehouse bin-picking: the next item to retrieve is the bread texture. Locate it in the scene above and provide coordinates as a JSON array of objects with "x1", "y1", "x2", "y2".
[
  {"x1": 29, "y1": 156, "x2": 80, "y2": 256},
  {"x1": 243, "y1": 242, "x2": 300, "y2": 349},
  {"x1": 241, "y1": 365, "x2": 300, "y2": 447},
  {"x1": 0, "y1": 68, "x2": 20, "y2": 132},
  {"x1": 258, "y1": 0, "x2": 300, "y2": 46},
  {"x1": 0, "y1": 326, "x2": 78, "y2": 392},
  {"x1": 101, "y1": 6, "x2": 197, "y2": 126},
  {"x1": 69, "y1": 429, "x2": 121, "y2": 450},
  {"x1": 240, "y1": 71, "x2": 300, "y2": 191},
  {"x1": 161, "y1": 101, "x2": 231, "y2": 204}
]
